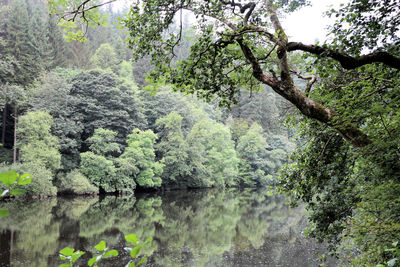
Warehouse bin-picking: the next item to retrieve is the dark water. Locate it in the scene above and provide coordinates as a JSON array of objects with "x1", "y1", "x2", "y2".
[{"x1": 0, "y1": 189, "x2": 335, "y2": 267}]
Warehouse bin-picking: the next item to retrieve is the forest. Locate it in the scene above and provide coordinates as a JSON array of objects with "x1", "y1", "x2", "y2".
[
  {"x1": 0, "y1": 0, "x2": 294, "y2": 196},
  {"x1": 1, "y1": 0, "x2": 400, "y2": 266}
]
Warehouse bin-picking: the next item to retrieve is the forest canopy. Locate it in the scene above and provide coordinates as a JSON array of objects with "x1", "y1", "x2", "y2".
[
  {"x1": 46, "y1": 0, "x2": 400, "y2": 265},
  {"x1": 1, "y1": 0, "x2": 400, "y2": 265}
]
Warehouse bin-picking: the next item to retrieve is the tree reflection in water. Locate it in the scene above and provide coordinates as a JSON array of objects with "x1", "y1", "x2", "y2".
[{"x1": 0, "y1": 189, "x2": 336, "y2": 266}]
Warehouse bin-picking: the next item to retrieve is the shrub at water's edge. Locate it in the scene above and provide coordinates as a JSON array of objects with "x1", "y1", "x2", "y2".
[
  {"x1": 58, "y1": 169, "x2": 98, "y2": 195},
  {"x1": 0, "y1": 163, "x2": 56, "y2": 197}
]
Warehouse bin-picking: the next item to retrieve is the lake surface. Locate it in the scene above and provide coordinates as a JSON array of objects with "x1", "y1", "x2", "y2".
[{"x1": 0, "y1": 189, "x2": 335, "y2": 266}]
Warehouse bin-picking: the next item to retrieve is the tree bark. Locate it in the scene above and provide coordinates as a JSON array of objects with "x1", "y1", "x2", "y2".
[
  {"x1": 1, "y1": 104, "x2": 6, "y2": 147},
  {"x1": 237, "y1": 0, "x2": 372, "y2": 147},
  {"x1": 13, "y1": 105, "x2": 17, "y2": 164},
  {"x1": 286, "y1": 42, "x2": 400, "y2": 70}
]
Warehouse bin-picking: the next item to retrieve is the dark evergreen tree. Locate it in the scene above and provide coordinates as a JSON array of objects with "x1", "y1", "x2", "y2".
[
  {"x1": 30, "y1": 70, "x2": 82, "y2": 170},
  {"x1": 5, "y1": 0, "x2": 42, "y2": 86},
  {"x1": 46, "y1": 16, "x2": 67, "y2": 69},
  {"x1": 69, "y1": 70, "x2": 147, "y2": 149}
]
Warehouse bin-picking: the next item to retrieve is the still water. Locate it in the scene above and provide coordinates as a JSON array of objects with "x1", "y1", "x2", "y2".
[{"x1": 0, "y1": 189, "x2": 335, "y2": 267}]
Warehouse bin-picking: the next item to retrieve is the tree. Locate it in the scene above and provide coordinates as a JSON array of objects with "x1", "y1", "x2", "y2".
[
  {"x1": 80, "y1": 128, "x2": 119, "y2": 193},
  {"x1": 231, "y1": 87, "x2": 283, "y2": 134},
  {"x1": 116, "y1": 0, "x2": 399, "y2": 148},
  {"x1": 1, "y1": 0, "x2": 60, "y2": 162},
  {"x1": 119, "y1": 128, "x2": 163, "y2": 189},
  {"x1": 31, "y1": 68, "x2": 145, "y2": 171},
  {"x1": 45, "y1": 15, "x2": 68, "y2": 69},
  {"x1": 46, "y1": 0, "x2": 400, "y2": 146},
  {"x1": 236, "y1": 123, "x2": 274, "y2": 187},
  {"x1": 80, "y1": 151, "x2": 117, "y2": 193},
  {"x1": 30, "y1": 69, "x2": 83, "y2": 170},
  {"x1": 186, "y1": 119, "x2": 238, "y2": 188},
  {"x1": 17, "y1": 111, "x2": 61, "y2": 173},
  {"x1": 141, "y1": 86, "x2": 219, "y2": 134},
  {"x1": 12, "y1": 111, "x2": 60, "y2": 196},
  {"x1": 280, "y1": 62, "x2": 400, "y2": 263},
  {"x1": 155, "y1": 111, "x2": 191, "y2": 188},
  {"x1": 0, "y1": 4, "x2": 15, "y2": 86},
  {"x1": 80, "y1": 128, "x2": 137, "y2": 193},
  {"x1": 229, "y1": 118, "x2": 249, "y2": 147},
  {"x1": 68, "y1": 69, "x2": 146, "y2": 149},
  {"x1": 86, "y1": 128, "x2": 121, "y2": 158},
  {"x1": 4, "y1": 0, "x2": 42, "y2": 86},
  {"x1": 91, "y1": 43, "x2": 120, "y2": 73},
  {"x1": 119, "y1": 60, "x2": 135, "y2": 82},
  {"x1": 43, "y1": 0, "x2": 400, "y2": 263}
]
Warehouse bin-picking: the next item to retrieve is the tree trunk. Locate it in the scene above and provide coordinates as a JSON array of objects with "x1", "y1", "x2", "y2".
[
  {"x1": 13, "y1": 105, "x2": 17, "y2": 164},
  {"x1": 1, "y1": 104, "x2": 6, "y2": 147},
  {"x1": 239, "y1": 0, "x2": 373, "y2": 148},
  {"x1": 10, "y1": 230, "x2": 13, "y2": 264}
]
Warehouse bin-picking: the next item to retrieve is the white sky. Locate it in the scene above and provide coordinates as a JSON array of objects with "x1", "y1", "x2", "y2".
[
  {"x1": 282, "y1": 0, "x2": 348, "y2": 43},
  {"x1": 111, "y1": 0, "x2": 349, "y2": 44}
]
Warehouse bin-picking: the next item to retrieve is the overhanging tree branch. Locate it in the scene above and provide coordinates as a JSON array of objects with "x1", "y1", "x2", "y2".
[
  {"x1": 59, "y1": 0, "x2": 118, "y2": 21},
  {"x1": 290, "y1": 70, "x2": 317, "y2": 94},
  {"x1": 287, "y1": 42, "x2": 400, "y2": 70}
]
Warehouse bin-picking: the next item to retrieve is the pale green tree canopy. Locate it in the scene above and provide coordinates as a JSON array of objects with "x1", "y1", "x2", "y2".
[{"x1": 47, "y1": 0, "x2": 400, "y2": 149}]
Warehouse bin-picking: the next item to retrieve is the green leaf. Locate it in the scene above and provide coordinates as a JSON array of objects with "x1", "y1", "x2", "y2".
[
  {"x1": 88, "y1": 257, "x2": 97, "y2": 266},
  {"x1": 10, "y1": 189, "x2": 26, "y2": 196},
  {"x1": 60, "y1": 247, "x2": 75, "y2": 256},
  {"x1": 130, "y1": 246, "x2": 141, "y2": 258},
  {"x1": 393, "y1": 241, "x2": 399, "y2": 247},
  {"x1": 125, "y1": 234, "x2": 138, "y2": 244},
  {"x1": 71, "y1": 251, "x2": 85, "y2": 263},
  {"x1": 128, "y1": 262, "x2": 135, "y2": 267},
  {"x1": 137, "y1": 257, "x2": 147, "y2": 265},
  {"x1": 104, "y1": 250, "x2": 118, "y2": 258},
  {"x1": 0, "y1": 170, "x2": 18, "y2": 186},
  {"x1": 18, "y1": 174, "x2": 31, "y2": 185},
  {"x1": 95, "y1": 240, "x2": 106, "y2": 251},
  {"x1": 0, "y1": 209, "x2": 9, "y2": 217},
  {"x1": 58, "y1": 263, "x2": 71, "y2": 267},
  {"x1": 375, "y1": 265, "x2": 385, "y2": 267},
  {"x1": 144, "y1": 237, "x2": 153, "y2": 245}
]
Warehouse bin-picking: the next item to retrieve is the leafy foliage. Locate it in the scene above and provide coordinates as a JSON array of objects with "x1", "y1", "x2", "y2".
[
  {"x1": 47, "y1": 0, "x2": 109, "y2": 42},
  {"x1": 0, "y1": 170, "x2": 31, "y2": 217},
  {"x1": 69, "y1": 70, "x2": 146, "y2": 148},
  {"x1": 57, "y1": 234, "x2": 151, "y2": 267},
  {"x1": 86, "y1": 128, "x2": 121, "y2": 158},
  {"x1": 17, "y1": 111, "x2": 61, "y2": 173},
  {"x1": 0, "y1": 163, "x2": 57, "y2": 196},
  {"x1": 80, "y1": 151, "x2": 116, "y2": 193},
  {"x1": 119, "y1": 129, "x2": 163, "y2": 189},
  {"x1": 186, "y1": 119, "x2": 239, "y2": 187},
  {"x1": 124, "y1": 234, "x2": 152, "y2": 267},
  {"x1": 155, "y1": 112, "x2": 191, "y2": 188},
  {"x1": 88, "y1": 240, "x2": 118, "y2": 267},
  {"x1": 280, "y1": 57, "x2": 400, "y2": 265},
  {"x1": 91, "y1": 43, "x2": 120, "y2": 74},
  {"x1": 237, "y1": 123, "x2": 274, "y2": 187},
  {"x1": 58, "y1": 169, "x2": 98, "y2": 195},
  {"x1": 328, "y1": 0, "x2": 400, "y2": 53},
  {"x1": 59, "y1": 247, "x2": 85, "y2": 267}
]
